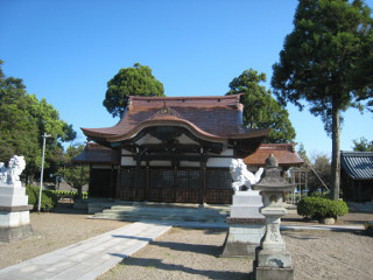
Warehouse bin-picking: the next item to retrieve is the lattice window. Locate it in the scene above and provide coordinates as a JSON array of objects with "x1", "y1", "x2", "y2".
[
  {"x1": 206, "y1": 169, "x2": 232, "y2": 189},
  {"x1": 149, "y1": 169, "x2": 175, "y2": 188},
  {"x1": 176, "y1": 169, "x2": 200, "y2": 189},
  {"x1": 120, "y1": 168, "x2": 145, "y2": 188},
  {"x1": 120, "y1": 168, "x2": 135, "y2": 188}
]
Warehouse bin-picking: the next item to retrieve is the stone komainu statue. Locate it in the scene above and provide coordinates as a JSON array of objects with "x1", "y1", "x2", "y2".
[
  {"x1": 0, "y1": 155, "x2": 26, "y2": 185},
  {"x1": 229, "y1": 158, "x2": 263, "y2": 192}
]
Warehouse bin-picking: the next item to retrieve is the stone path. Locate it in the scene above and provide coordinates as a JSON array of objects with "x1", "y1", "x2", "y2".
[{"x1": 0, "y1": 222, "x2": 171, "y2": 280}]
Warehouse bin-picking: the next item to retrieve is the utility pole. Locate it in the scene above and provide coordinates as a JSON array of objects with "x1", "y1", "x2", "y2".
[{"x1": 38, "y1": 133, "x2": 51, "y2": 212}]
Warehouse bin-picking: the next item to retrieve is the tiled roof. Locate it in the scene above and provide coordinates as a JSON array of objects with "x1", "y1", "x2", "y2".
[
  {"x1": 81, "y1": 95, "x2": 269, "y2": 143},
  {"x1": 72, "y1": 143, "x2": 119, "y2": 164},
  {"x1": 341, "y1": 151, "x2": 373, "y2": 180},
  {"x1": 243, "y1": 143, "x2": 304, "y2": 167}
]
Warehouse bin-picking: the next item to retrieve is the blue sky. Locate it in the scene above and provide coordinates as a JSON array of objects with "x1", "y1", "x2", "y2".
[{"x1": 1, "y1": 0, "x2": 372, "y2": 158}]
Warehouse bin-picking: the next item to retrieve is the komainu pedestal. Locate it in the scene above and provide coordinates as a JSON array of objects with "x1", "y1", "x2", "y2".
[
  {"x1": 221, "y1": 191, "x2": 265, "y2": 257},
  {"x1": 0, "y1": 155, "x2": 33, "y2": 242},
  {"x1": 221, "y1": 159, "x2": 266, "y2": 257}
]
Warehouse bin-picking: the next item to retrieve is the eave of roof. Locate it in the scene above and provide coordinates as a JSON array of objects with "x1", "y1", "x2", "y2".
[
  {"x1": 341, "y1": 151, "x2": 373, "y2": 180},
  {"x1": 72, "y1": 144, "x2": 119, "y2": 164}
]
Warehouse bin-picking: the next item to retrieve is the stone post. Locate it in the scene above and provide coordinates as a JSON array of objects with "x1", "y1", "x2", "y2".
[{"x1": 252, "y1": 154, "x2": 295, "y2": 280}]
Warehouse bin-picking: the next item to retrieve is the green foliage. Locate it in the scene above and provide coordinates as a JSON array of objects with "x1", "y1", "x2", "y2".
[
  {"x1": 297, "y1": 143, "x2": 309, "y2": 162},
  {"x1": 308, "y1": 153, "x2": 332, "y2": 193},
  {"x1": 0, "y1": 60, "x2": 76, "y2": 183},
  {"x1": 226, "y1": 68, "x2": 296, "y2": 143},
  {"x1": 26, "y1": 185, "x2": 58, "y2": 211},
  {"x1": 103, "y1": 63, "x2": 165, "y2": 118},
  {"x1": 271, "y1": 0, "x2": 373, "y2": 200},
  {"x1": 352, "y1": 137, "x2": 373, "y2": 152},
  {"x1": 297, "y1": 196, "x2": 349, "y2": 220},
  {"x1": 58, "y1": 145, "x2": 89, "y2": 199}
]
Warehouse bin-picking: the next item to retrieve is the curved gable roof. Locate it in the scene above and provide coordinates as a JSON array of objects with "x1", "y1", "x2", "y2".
[{"x1": 82, "y1": 95, "x2": 269, "y2": 143}]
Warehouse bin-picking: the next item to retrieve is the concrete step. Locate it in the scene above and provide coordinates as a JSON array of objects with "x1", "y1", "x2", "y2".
[{"x1": 93, "y1": 204, "x2": 227, "y2": 223}]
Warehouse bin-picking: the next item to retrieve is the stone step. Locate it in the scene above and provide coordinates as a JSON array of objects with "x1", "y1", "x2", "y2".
[
  {"x1": 93, "y1": 204, "x2": 227, "y2": 223},
  {"x1": 94, "y1": 212, "x2": 225, "y2": 222}
]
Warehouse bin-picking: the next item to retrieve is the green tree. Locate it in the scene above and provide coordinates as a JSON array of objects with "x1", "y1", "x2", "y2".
[
  {"x1": 352, "y1": 137, "x2": 373, "y2": 152},
  {"x1": 0, "y1": 60, "x2": 76, "y2": 183},
  {"x1": 226, "y1": 68, "x2": 296, "y2": 143},
  {"x1": 297, "y1": 143, "x2": 309, "y2": 162},
  {"x1": 308, "y1": 153, "x2": 332, "y2": 193},
  {"x1": 59, "y1": 145, "x2": 89, "y2": 199},
  {"x1": 271, "y1": 0, "x2": 373, "y2": 200},
  {"x1": 103, "y1": 63, "x2": 165, "y2": 118}
]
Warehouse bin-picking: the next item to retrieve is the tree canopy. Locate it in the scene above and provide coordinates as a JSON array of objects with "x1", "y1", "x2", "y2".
[
  {"x1": 103, "y1": 63, "x2": 165, "y2": 118},
  {"x1": 226, "y1": 68, "x2": 296, "y2": 143},
  {"x1": 59, "y1": 145, "x2": 89, "y2": 199},
  {"x1": 352, "y1": 137, "x2": 373, "y2": 152},
  {"x1": 271, "y1": 0, "x2": 373, "y2": 200},
  {"x1": 0, "y1": 60, "x2": 76, "y2": 183}
]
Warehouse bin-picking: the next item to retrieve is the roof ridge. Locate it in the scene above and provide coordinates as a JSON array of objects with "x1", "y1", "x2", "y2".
[
  {"x1": 341, "y1": 151, "x2": 373, "y2": 156},
  {"x1": 129, "y1": 95, "x2": 240, "y2": 100}
]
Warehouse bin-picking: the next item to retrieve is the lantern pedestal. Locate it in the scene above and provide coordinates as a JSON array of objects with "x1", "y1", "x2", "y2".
[{"x1": 252, "y1": 154, "x2": 295, "y2": 280}]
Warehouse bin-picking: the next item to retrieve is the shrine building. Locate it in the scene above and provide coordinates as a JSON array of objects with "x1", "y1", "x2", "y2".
[{"x1": 74, "y1": 95, "x2": 301, "y2": 204}]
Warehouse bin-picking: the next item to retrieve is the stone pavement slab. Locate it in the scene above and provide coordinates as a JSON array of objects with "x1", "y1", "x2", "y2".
[{"x1": 0, "y1": 222, "x2": 171, "y2": 280}]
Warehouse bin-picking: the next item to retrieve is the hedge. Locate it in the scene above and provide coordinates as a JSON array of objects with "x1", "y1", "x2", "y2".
[
  {"x1": 297, "y1": 196, "x2": 349, "y2": 220},
  {"x1": 26, "y1": 186, "x2": 58, "y2": 211}
]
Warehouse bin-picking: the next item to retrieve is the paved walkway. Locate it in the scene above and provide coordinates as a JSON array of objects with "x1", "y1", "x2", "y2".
[{"x1": 0, "y1": 222, "x2": 171, "y2": 280}]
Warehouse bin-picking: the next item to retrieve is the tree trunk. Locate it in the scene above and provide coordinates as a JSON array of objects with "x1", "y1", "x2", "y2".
[
  {"x1": 331, "y1": 99, "x2": 341, "y2": 201},
  {"x1": 76, "y1": 186, "x2": 83, "y2": 200}
]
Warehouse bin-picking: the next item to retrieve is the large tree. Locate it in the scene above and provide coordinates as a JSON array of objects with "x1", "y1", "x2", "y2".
[
  {"x1": 103, "y1": 63, "x2": 165, "y2": 118},
  {"x1": 59, "y1": 145, "x2": 89, "y2": 199},
  {"x1": 271, "y1": 0, "x2": 373, "y2": 200},
  {"x1": 226, "y1": 68, "x2": 296, "y2": 143},
  {"x1": 0, "y1": 60, "x2": 76, "y2": 183}
]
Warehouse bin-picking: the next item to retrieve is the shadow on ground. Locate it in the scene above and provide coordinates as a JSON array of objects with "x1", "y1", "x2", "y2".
[
  {"x1": 108, "y1": 235, "x2": 253, "y2": 280},
  {"x1": 113, "y1": 255, "x2": 253, "y2": 280}
]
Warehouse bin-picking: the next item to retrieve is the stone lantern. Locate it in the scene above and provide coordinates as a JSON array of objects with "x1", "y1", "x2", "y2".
[{"x1": 252, "y1": 154, "x2": 296, "y2": 280}]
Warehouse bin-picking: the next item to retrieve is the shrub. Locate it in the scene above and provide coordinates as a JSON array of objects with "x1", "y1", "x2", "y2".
[
  {"x1": 52, "y1": 190, "x2": 88, "y2": 200},
  {"x1": 26, "y1": 185, "x2": 58, "y2": 211},
  {"x1": 297, "y1": 196, "x2": 348, "y2": 220}
]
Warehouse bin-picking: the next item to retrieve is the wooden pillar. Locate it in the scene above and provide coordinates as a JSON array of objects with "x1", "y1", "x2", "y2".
[
  {"x1": 145, "y1": 161, "x2": 149, "y2": 201},
  {"x1": 199, "y1": 153, "x2": 207, "y2": 205},
  {"x1": 134, "y1": 153, "x2": 142, "y2": 201},
  {"x1": 116, "y1": 165, "x2": 121, "y2": 200}
]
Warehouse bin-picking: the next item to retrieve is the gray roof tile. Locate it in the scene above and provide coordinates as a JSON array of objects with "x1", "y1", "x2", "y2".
[{"x1": 341, "y1": 151, "x2": 373, "y2": 180}]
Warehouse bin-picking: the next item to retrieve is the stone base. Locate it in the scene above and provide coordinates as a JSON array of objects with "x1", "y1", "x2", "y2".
[
  {"x1": 221, "y1": 218, "x2": 265, "y2": 258},
  {"x1": 0, "y1": 224, "x2": 33, "y2": 242},
  {"x1": 257, "y1": 249, "x2": 293, "y2": 268},
  {"x1": 255, "y1": 266, "x2": 294, "y2": 280}
]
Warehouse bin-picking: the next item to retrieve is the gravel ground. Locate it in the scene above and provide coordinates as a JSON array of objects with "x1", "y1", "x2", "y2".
[
  {"x1": 99, "y1": 228, "x2": 373, "y2": 280},
  {"x1": 1, "y1": 205, "x2": 372, "y2": 280}
]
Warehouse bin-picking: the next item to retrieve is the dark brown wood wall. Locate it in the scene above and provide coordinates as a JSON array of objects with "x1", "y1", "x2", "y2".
[{"x1": 116, "y1": 167, "x2": 233, "y2": 204}]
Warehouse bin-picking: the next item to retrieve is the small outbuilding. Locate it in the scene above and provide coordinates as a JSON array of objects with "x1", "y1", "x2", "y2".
[{"x1": 340, "y1": 151, "x2": 373, "y2": 202}]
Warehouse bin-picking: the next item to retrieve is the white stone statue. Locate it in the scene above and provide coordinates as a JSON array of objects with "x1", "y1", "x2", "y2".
[
  {"x1": 229, "y1": 158, "x2": 263, "y2": 193},
  {"x1": 0, "y1": 155, "x2": 26, "y2": 185}
]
